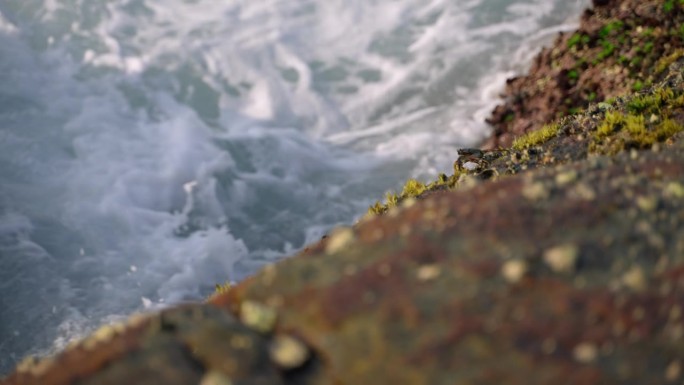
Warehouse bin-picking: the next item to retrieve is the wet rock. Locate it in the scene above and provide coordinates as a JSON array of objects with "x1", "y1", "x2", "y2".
[
  {"x1": 1, "y1": 305, "x2": 286, "y2": 385},
  {"x1": 3, "y1": 1, "x2": 684, "y2": 384},
  {"x1": 209, "y1": 131, "x2": 684, "y2": 384}
]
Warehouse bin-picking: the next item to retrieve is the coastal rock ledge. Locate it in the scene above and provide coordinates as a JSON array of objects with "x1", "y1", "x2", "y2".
[{"x1": 3, "y1": 0, "x2": 684, "y2": 384}]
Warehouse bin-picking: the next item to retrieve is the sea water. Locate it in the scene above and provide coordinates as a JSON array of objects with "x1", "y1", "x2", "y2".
[{"x1": 0, "y1": 0, "x2": 589, "y2": 374}]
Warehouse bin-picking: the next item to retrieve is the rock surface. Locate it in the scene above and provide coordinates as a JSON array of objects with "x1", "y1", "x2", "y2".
[
  {"x1": 487, "y1": 0, "x2": 684, "y2": 148},
  {"x1": 3, "y1": 0, "x2": 684, "y2": 384}
]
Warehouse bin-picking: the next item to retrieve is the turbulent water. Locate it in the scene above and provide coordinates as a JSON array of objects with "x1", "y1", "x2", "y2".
[{"x1": 0, "y1": 0, "x2": 589, "y2": 373}]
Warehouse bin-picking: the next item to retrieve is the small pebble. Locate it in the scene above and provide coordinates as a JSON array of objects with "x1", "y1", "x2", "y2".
[
  {"x1": 572, "y1": 183, "x2": 596, "y2": 201},
  {"x1": 555, "y1": 170, "x2": 578, "y2": 186},
  {"x1": 637, "y1": 196, "x2": 658, "y2": 212},
  {"x1": 200, "y1": 371, "x2": 233, "y2": 385},
  {"x1": 402, "y1": 197, "x2": 417, "y2": 208},
  {"x1": 622, "y1": 267, "x2": 647, "y2": 292},
  {"x1": 573, "y1": 342, "x2": 598, "y2": 364},
  {"x1": 240, "y1": 301, "x2": 277, "y2": 333},
  {"x1": 543, "y1": 244, "x2": 579, "y2": 273},
  {"x1": 417, "y1": 264, "x2": 441, "y2": 282},
  {"x1": 666, "y1": 361, "x2": 681, "y2": 382},
  {"x1": 522, "y1": 182, "x2": 549, "y2": 201},
  {"x1": 16, "y1": 356, "x2": 40, "y2": 374},
  {"x1": 269, "y1": 335, "x2": 310, "y2": 370},
  {"x1": 665, "y1": 182, "x2": 684, "y2": 198},
  {"x1": 502, "y1": 260, "x2": 527, "y2": 283},
  {"x1": 82, "y1": 323, "x2": 125, "y2": 350},
  {"x1": 325, "y1": 228, "x2": 355, "y2": 255},
  {"x1": 16, "y1": 356, "x2": 53, "y2": 377}
]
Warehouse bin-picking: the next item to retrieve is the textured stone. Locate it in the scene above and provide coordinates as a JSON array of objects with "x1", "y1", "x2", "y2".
[
  {"x1": 1, "y1": 305, "x2": 285, "y2": 385},
  {"x1": 3, "y1": 1, "x2": 684, "y2": 384}
]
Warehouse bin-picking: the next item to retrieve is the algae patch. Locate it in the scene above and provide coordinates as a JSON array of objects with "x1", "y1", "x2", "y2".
[
  {"x1": 590, "y1": 85, "x2": 684, "y2": 154},
  {"x1": 512, "y1": 123, "x2": 561, "y2": 151}
]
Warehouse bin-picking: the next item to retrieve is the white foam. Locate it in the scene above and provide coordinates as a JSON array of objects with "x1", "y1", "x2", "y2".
[{"x1": 0, "y1": 10, "x2": 17, "y2": 34}]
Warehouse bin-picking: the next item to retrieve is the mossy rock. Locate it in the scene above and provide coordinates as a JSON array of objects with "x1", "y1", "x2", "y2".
[
  {"x1": 488, "y1": 0, "x2": 684, "y2": 147},
  {"x1": 367, "y1": 56, "x2": 684, "y2": 215}
]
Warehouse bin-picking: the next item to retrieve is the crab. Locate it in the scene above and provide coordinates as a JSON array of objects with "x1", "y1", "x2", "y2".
[
  {"x1": 455, "y1": 148, "x2": 489, "y2": 172},
  {"x1": 453, "y1": 148, "x2": 503, "y2": 180}
]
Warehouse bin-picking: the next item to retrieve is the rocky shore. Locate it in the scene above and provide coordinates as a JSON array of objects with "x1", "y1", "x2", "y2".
[
  {"x1": 3, "y1": 0, "x2": 684, "y2": 384},
  {"x1": 487, "y1": 0, "x2": 684, "y2": 148}
]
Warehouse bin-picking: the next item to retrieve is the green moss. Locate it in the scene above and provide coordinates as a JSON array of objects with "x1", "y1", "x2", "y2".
[
  {"x1": 642, "y1": 27, "x2": 655, "y2": 37},
  {"x1": 596, "y1": 40, "x2": 617, "y2": 62},
  {"x1": 587, "y1": 20, "x2": 626, "y2": 65},
  {"x1": 674, "y1": 94, "x2": 684, "y2": 107},
  {"x1": 632, "y1": 80, "x2": 645, "y2": 92},
  {"x1": 367, "y1": 201, "x2": 385, "y2": 215},
  {"x1": 643, "y1": 41, "x2": 654, "y2": 54},
  {"x1": 627, "y1": 87, "x2": 675, "y2": 114},
  {"x1": 658, "y1": 118, "x2": 684, "y2": 139},
  {"x1": 433, "y1": 173, "x2": 450, "y2": 186},
  {"x1": 368, "y1": 180, "x2": 425, "y2": 215},
  {"x1": 655, "y1": 50, "x2": 684, "y2": 75},
  {"x1": 214, "y1": 282, "x2": 232, "y2": 295},
  {"x1": 595, "y1": 110, "x2": 624, "y2": 139},
  {"x1": 368, "y1": 169, "x2": 466, "y2": 216},
  {"x1": 664, "y1": 0, "x2": 676, "y2": 12},
  {"x1": 568, "y1": 33, "x2": 591, "y2": 49},
  {"x1": 401, "y1": 179, "x2": 427, "y2": 197},
  {"x1": 385, "y1": 192, "x2": 399, "y2": 208},
  {"x1": 512, "y1": 123, "x2": 561, "y2": 151},
  {"x1": 368, "y1": 55, "x2": 684, "y2": 216},
  {"x1": 623, "y1": 116, "x2": 683, "y2": 147},
  {"x1": 591, "y1": 81, "x2": 684, "y2": 154},
  {"x1": 567, "y1": 33, "x2": 583, "y2": 48},
  {"x1": 624, "y1": 114, "x2": 646, "y2": 136},
  {"x1": 599, "y1": 21, "x2": 624, "y2": 39}
]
